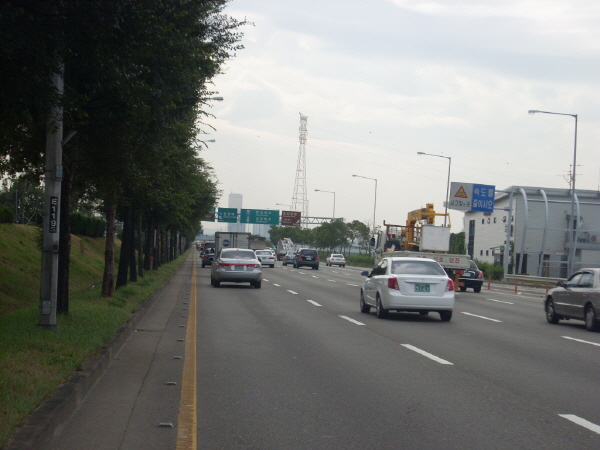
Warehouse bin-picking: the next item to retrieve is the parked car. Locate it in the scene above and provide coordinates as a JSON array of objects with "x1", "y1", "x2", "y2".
[
  {"x1": 255, "y1": 249, "x2": 276, "y2": 268},
  {"x1": 210, "y1": 248, "x2": 262, "y2": 288},
  {"x1": 326, "y1": 253, "x2": 346, "y2": 267},
  {"x1": 293, "y1": 248, "x2": 320, "y2": 270},
  {"x1": 282, "y1": 252, "x2": 295, "y2": 266},
  {"x1": 545, "y1": 268, "x2": 600, "y2": 332},
  {"x1": 459, "y1": 260, "x2": 484, "y2": 292},
  {"x1": 360, "y1": 257, "x2": 455, "y2": 321},
  {"x1": 200, "y1": 247, "x2": 216, "y2": 268}
]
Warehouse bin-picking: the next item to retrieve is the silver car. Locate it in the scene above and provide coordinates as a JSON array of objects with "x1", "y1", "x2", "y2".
[
  {"x1": 210, "y1": 248, "x2": 263, "y2": 288},
  {"x1": 360, "y1": 257, "x2": 455, "y2": 321},
  {"x1": 282, "y1": 252, "x2": 295, "y2": 266},
  {"x1": 255, "y1": 249, "x2": 276, "y2": 268},
  {"x1": 545, "y1": 268, "x2": 600, "y2": 331}
]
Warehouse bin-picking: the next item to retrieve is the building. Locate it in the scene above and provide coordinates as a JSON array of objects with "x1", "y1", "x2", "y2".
[
  {"x1": 227, "y1": 193, "x2": 245, "y2": 233},
  {"x1": 464, "y1": 186, "x2": 600, "y2": 278}
]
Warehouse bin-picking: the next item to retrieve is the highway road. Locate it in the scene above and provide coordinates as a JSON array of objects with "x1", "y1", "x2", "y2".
[{"x1": 48, "y1": 251, "x2": 600, "y2": 449}]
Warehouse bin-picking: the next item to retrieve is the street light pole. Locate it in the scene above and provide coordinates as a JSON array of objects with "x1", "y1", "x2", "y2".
[
  {"x1": 352, "y1": 175, "x2": 378, "y2": 245},
  {"x1": 528, "y1": 109, "x2": 578, "y2": 275},
  {"x1": 314, "y1": 189, "x2": 336, "y2": 218},
  {"x1": 417, "y1": 152, "x2": 451, "y2": 227}
]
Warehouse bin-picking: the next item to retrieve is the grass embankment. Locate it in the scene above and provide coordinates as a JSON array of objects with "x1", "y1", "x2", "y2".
[{"x1": 0, "y1": 224, "x2": 187, "y2": 448}]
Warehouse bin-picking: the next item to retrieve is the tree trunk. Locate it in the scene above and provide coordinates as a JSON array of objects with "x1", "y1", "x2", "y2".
[
  {"x1": 128, "y1": 202, "x2": 137, "y2": 282},
  {"x1": 136, "y1": 213, "x2": 144, "y2": 278},
  {"x1": 102, "y1": 194, "x2": 116, "y2": 297},
  {"x1": 115, "y1": 202, "x2": 132, "y2": 289},
  {"x1": 57, "y1": 165, "x2": 72, "y2": 315}
]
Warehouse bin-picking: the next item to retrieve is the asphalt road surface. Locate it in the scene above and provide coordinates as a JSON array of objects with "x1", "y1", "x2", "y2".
[{"x1": 48, "y1": 251, "x2": 600, "y2": 449}]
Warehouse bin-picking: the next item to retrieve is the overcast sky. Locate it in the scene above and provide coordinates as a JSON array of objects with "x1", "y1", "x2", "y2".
[{"x1": 201, "y1": 0, "x2": 600, "y2": 234}]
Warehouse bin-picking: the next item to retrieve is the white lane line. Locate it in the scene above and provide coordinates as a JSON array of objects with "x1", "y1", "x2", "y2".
[
  {"x1": 562, "y1": 336, "x2": 600, "y2": 347},
  {"x1": 287, "y1": 290, "x2": 298, "y2": 295},
  {"x1": 327, "y1": 279, "x2": 337, "y2": 282},
  {"x1": 401, "y1": 344, "x2": 453, "y2": 365},
  {"x1": 262, "y1": 279, "x2": 269, "y2": 282},
  {"x1": 312, "y1": 275, "x2": 319, "y2": 278},
  {"x1": 307, "y1": 300, "x2": 321, "y2": 307},
  {"x1": 272, "y1": 284, "x2": 281, "y2": 287},
  {"x1": 347, "y1": 283, "x2": 360, "y2": 287},
  {"x1": 559, "y1": 414, "x2": 600, "y2": 435},
  {"x1": 339, "y1": 316, "x2": 365, "y2": 325},
  {"x1": 487, "y1": 298, "x2": 513, "y2": 304},
  {"x1": 461, "y1": 312, "x2": 502, "y2": 322}
]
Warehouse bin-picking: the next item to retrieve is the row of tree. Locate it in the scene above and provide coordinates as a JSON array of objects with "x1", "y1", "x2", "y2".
[
  {"x1": 0, "y1": 1, "x2": 246, "y2": 311},
  {"x1": 269, "y1": 220, "x2": 374, "y2": 254}
]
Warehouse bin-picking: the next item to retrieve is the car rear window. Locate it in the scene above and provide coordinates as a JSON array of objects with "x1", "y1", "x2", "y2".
[
  {"x1": 221, "y1": 250, "x2": 256, "y2": 259},
  {"x1": 300, "y1": 250, "x2": 317, "y2": 256},
  {"x1": 332, "y1": 254, "x2": 343, "y2": 258},
  {"x1": 255, "y1": 251, "x2": 270, "y2": 255},
  {"x1": 391, "y1": 260, "x2": 445, "y2": 275}
]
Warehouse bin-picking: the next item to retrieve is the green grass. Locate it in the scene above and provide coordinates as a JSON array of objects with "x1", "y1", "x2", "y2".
[{"x1": 0, "y1": 224, "x2": 188, "y2": 448}]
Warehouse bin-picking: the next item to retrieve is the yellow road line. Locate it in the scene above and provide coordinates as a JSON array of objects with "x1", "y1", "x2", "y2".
[{"x1": 176, "y1": 255, "x2": 197, "y2": 449}]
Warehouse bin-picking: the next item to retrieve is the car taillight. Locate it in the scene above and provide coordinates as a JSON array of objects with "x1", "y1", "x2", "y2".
[
  {"x1": 477, "y1": 271, "x2": 484, "y2": 279},
  {"x1": 446, "y1": 279, "x2": 455, "y2": 292},
  {"x1": 217, "y1": 263, "x2": 231, "y2": 267},
  {"x1": 297, "y1": 255, "x2": 303, "y2": 260},
  {"x1": 316, "y1": 256, "x2": 320, "y2": 261},
  {"x1": 388, "y1": 277, "x2": 399, "y2": 290}
]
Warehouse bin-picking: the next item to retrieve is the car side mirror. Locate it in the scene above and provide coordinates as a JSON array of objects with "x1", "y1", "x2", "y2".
[
  {"x1": 361, "y1": 270, "x2": 370, "y2": 277},
  {"x1": 556, "y1": 280, "x2": 565, "y2": 288}
]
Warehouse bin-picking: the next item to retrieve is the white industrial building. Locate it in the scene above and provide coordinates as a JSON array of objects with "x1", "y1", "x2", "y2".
[
  {"x1": 464, "y1": 186, "x2": 600, "y2": 278},
  {"x1": 227, "y1": 193, "x2": 246, "y2": 233}
]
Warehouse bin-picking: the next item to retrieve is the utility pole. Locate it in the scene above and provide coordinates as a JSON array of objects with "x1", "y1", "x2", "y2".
[{"x1": 38, "y1": 70, "x2": 64, "y2": 330}]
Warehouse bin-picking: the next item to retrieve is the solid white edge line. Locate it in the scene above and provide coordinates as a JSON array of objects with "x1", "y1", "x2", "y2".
[
  {"x1": 562, "y1": 336, "x2": 600, "y2": 347},
  {"x1": 461, "y1": 312, "x2": 502, "y2": 322},
  {"x1": 339, "y1": 315, "x2": 365, "y2": 325},
  {"x1": 558, "y1": 414, "x2": 600, "y2": 435},
  {"x1": 287, "y1": 290, "x2": 298, "y2": 295},
  {"x1": 401, "y1": 344, "x2": 453, "y2": 365},
  {"x1": 307, "y1": 300, "x2": 321, "y2": 307}
]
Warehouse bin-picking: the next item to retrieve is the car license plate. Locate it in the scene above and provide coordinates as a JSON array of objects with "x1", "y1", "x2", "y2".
[
  {"x1": 234, "y1": 265, "x2": 245, "y2": 270},
  {"x1": 415, "y1": 284, "x2": 430, "y2": 292}
]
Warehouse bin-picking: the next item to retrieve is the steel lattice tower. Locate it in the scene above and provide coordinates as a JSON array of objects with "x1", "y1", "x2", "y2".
[{"x1": 292, "y1": 113, "x2": 309, "y2": 221}]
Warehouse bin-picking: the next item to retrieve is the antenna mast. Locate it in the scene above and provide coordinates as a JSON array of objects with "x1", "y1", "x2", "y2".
[{"x1": 292, "y1": 113, "x2": 308, "y2": 221}]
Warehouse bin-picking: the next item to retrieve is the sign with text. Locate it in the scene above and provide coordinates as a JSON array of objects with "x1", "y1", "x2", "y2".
[
  {"x1": 203, "y1": 208, "x2": 216, "y2": 222},
  {"x1": 217, "y1": 207, "x2": 238, "y2": 223},
  {"x1": 241, "y1": 209, "x2": 280, "y2": 225},
  {"x1": 281, "y1": 211, "x2": 301, "y2": 227},
  {"x1": 448, "y1": 182, "x2": 495, "y2": 213},
  {"x1": 49, "y1": 196, "x2": 59, "y2": 233}
]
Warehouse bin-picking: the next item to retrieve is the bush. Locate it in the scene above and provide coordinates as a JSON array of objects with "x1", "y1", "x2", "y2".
[
  {"x1": 70, "y1": 212, "x2": 106, "y2": 238},
  {"x1": 347, "y1": 254, "x2": 376, "y2": 268},
  {"x1": 474, "y1": 259, "x2": 504, "y2": 281},
  {"x1": 0, "y1": 205, "x2": 15, "y2": 223}
]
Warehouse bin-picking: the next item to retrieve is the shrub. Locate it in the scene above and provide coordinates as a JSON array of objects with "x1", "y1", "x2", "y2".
[
  {"x1": 474, "y1": 259, "x2": 504, "y2": 281},
  {"x1": 0, "y1": 205, "x2": 15, "y2": 223}
]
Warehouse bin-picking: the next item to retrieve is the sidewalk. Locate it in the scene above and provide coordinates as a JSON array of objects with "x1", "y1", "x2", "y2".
[{"x1": 7, "y1": 252, "x2": 195, "y2": 450}]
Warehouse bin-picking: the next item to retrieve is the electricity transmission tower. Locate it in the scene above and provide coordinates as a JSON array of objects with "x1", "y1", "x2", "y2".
[{"x1": 292, "y1": 113, "x2": 308, "y2": 220}]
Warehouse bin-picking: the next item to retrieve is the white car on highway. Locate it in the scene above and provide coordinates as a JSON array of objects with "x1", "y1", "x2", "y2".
[
  {"x1": 255, "y1": 249, "x2": 276, "y2": 268},
  {"x1": 326, "y1": 253, "x2": 346, "y2": 267},
  {"x1": 360, "y1": 257, "x2": 455, "y2": 321}
]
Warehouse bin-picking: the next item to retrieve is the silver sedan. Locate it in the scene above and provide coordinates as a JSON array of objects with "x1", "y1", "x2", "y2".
[
  {"x1": 545, "y1": 268, "x2": 600, "y2": 331},
  {"x1": 210, "y1": 248, "x2": 263, "y2": 288}
]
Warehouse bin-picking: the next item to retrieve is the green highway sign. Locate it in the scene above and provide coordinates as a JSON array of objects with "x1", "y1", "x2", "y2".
[
  {"x1": 217, "y1": 208, "x2": 238, "y2": 223},
  {"x1": 241, "y1": 209, "x2": 280, "y2": 225}
]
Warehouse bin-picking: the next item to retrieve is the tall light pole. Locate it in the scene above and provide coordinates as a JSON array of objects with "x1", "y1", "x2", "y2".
[
  {"x1": 529, "y1": 109, "x2": 578, "y2": 275},
  {"x1": 417, "y1": 152, "x2": 451, "y2": 227},
  {"x1": 352, "y1": 175, "x2": 378, "y2": 243},
  {"x1": 314, "y1": 189, "x2": 336, "y2": 218}
]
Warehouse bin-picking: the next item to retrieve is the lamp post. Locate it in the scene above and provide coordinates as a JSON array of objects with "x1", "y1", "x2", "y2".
[
  {"x1": 352, "y1": 175, "x2": 378, "y2": 244},
  {"x1": 528, "y1": 109, "x2": 578, "y2": 275},
  {"x1": 314, "y1": 189, "x2": 336, "y2": 218},
  {"x1": 417, "y1": 152, "x2": 451, "y2": 227}
]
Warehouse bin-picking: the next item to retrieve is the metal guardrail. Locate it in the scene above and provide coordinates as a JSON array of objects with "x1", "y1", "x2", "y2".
[{"x1": 505, "y1": 274, "x2": 565, "y2": 285}]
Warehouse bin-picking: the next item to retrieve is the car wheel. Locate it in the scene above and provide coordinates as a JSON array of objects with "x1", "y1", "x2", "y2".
[
  {"x1": 439, "y1": 310, "x2": 452, "y2": 322},
  {"x1": 201, "y1": 263, "x2": 206, "y2": 268},
  {"x1": 254, "y1": 279, "x2": 262, "y2": 289},
  {"x1": 473, "y1": 286, "x2": 481, "y2": 293},
  {"x1": 376, "y1": 295, "x2": 388, "y2": 319},
  {"x1": 314, "y1": 265, "x2": 319, "y2": 270},
  {"x1": 270, "y1": 264, "x2": 275, "y2": 268},
  {"x1": 545, "y1": 299, "x2": 560, "y2": 324},
  {"x1": 342, "y1": 265, "x2": 345, "y2": 268},
  {"x1": 585, "y1": 305, "x2": 599, "y2": 331},
  {"x1": 212, "y1": 278, "x2": 220, "y2": 288},
  {"x1": 459, "y1": 286, "x2": 466, "y2": 292},
  {"x1": 360, "y1": 291, "x2": 371, "y2": 313}
]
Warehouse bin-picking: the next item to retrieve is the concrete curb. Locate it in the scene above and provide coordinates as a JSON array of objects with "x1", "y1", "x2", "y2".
[{"x1": 6, "y1": 263, "x2": 182, "y2": 450}]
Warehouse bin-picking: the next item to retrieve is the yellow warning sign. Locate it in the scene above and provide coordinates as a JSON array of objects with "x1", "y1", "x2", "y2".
[{"x1": 455, "y1": 186, "x2": 468, "y2": 198}]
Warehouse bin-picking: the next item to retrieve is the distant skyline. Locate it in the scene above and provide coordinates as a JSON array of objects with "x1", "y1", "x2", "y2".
[{"x1": 201, "y1": 0, "x2": 600, "y2": 234}]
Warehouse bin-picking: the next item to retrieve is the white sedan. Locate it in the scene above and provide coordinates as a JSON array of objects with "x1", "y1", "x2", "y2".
[
  {"x1": 360, "y1": 257, "x2": 455, "y2": 321},
  {"x1": 326, "y1": 253, "x2": 346, "y2": 267},
  {"x1": 255, "y1": 249, "x2": 276, "y2": 268}
]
